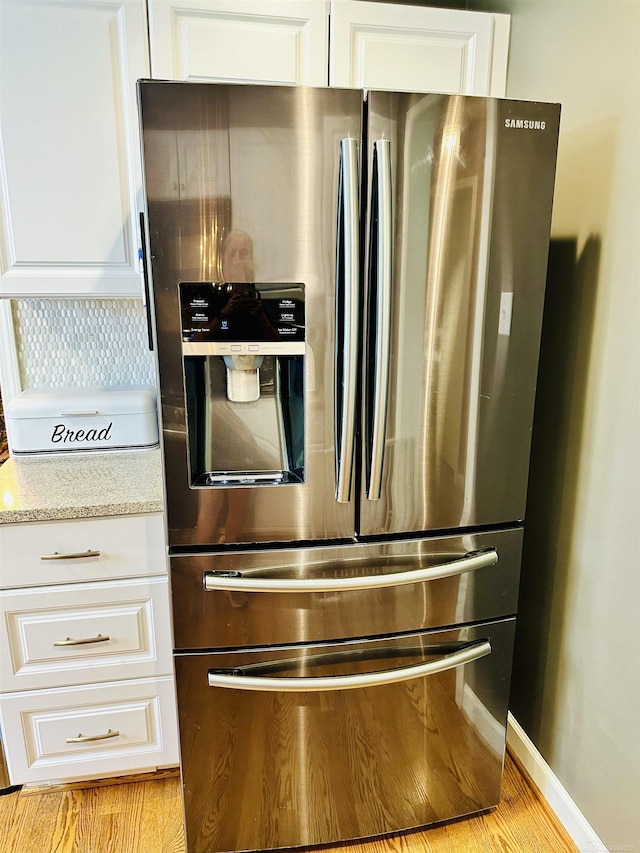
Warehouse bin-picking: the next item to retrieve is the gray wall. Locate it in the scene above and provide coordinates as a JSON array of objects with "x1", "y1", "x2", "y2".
[{"x1": 468, "y1": 0, "x2": 640, "y2": 849}]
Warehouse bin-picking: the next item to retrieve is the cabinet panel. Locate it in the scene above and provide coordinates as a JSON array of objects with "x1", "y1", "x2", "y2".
[
  {"x1": 149, "y1": 0, "x2": 329, "y2": 84},
  {"x1": 0, "y1": 576, "x2": 172, "y2": 690},
  {"x1": 329, "y1": 0, "x2": 509, "y2": 96},
  {"x1": 0, "y1": 0, "x2": 149, "y2": 296},
  {"x1": 0, "y1": 514, "x2": 167, "y2": 589},
  {"x1": 0, "y1": 676, "x2": 178, "y2": 784}
]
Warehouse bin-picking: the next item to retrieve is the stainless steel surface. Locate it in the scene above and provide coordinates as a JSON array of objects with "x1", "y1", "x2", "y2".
[
  {"x1": 140, "y1": 83, "x2": 559, "y2": 547},
  {"x1": 366, "y1": 138, "x2": 393, "y2": 501},
  {"x1": 40, "y1": 549, "x2": 101, "y2": 560},
  {"x1": 139, "y1": 82, "x2": 362, "y2": 546},
  {"x1": 171, "y1": 527, "x2": 521, "y2": 650},
  {"x1": 360, "y1": 93, "x2": 559, "y2": 536},
  {"x1": 176, "y1": 619, "x2": 515, "y2": 853},
  {"x1": 53, "y1": 633, "x2": 110, "y2": 647},
  {"x1": 206, "y1": 638, "x2": 491, "y2": 691},
  {"x1": 203, "y1": 545, "x2": 497, "y2": 593},
  {"x1": 335, "y1": 136, "x2": 360, "y2": 504},
  {"x1": 65, "y1": 729, "x2": 120, "y2": 744},
  {"x1": 138, "y1": 81, "x2": 559, "y2": 853}
]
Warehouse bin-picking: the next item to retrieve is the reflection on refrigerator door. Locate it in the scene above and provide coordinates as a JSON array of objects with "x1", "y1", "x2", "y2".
[{"x1": 176, "y1": 619, "x2": 515, "y2": 853}]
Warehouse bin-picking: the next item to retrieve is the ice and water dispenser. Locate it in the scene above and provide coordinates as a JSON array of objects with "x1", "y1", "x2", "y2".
[{"x1": 180, "y1": 281, "x2": 305, "y2": 486}]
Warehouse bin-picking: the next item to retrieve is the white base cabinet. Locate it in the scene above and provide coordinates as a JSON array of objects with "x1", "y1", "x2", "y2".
[
  {"x1": 0, "y1": 514, "x2": 178, "y2": 785},
  {"x1": 0, "y1": 676, "x2": 177, "y2": 785},
  {"x1": 0, "y1": 576, "x2": 173, "y2": 692},
  {"x1": 0, "y1": 514, "x2": 167, "y2": 589}
]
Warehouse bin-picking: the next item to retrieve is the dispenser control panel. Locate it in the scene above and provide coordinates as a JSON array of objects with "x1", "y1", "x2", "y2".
[{"x1": 180, "y1": 282, "x2": 305, "y2": 356}]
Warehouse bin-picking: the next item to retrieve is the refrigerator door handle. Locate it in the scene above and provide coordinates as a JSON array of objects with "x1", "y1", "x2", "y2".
[
  {"x1": 367, "y1": 138, "x2": 393, "y2": 501},
  {"x1": 335, "y1": 137, "x2": 360, "y2": 504},
  {"x1": 207, "y1": 639, "x2": 491, "y2": 692},
  {"x1": 203, "y1": 546, "x2": 497, "y2": 593}
]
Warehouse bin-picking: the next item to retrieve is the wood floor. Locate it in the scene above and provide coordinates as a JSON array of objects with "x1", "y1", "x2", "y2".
[{"x1": 0, "y1": 749, "x2": 578, "y2": 853}]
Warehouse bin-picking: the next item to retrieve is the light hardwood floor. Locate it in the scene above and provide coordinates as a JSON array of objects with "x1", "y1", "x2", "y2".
[{"x1": 0, "y1": 749, "x2": 578, "y2": 853}]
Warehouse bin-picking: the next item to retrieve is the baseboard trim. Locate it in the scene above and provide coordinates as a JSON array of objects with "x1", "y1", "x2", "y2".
[{"x1": 507, "y1": 712, "x2": 608, "y2": 852}]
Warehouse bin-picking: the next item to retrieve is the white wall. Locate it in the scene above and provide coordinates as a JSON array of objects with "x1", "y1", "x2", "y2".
[{"x1": 468, "y1": 1, "x2": 640, "y2": 848}]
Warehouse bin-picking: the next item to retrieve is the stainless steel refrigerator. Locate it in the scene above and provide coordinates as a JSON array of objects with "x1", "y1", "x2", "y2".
[{"x1": 138, "y1": 81, "x2": 559, "y2": 853}]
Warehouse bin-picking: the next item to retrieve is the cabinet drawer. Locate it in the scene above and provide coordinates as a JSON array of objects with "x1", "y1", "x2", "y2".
[
  {"x1": 0, "y1": 514, "x2": 167, "y2": 588},
  {"x1": 0, "y1": 577, "x2": 173, "y2": 690},
  {"x1": 0, "y1": 676, "x2": 178, "y2": 785}
]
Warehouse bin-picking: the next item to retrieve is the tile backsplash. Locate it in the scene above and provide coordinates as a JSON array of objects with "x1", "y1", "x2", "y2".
[{"x1": 12, "y1": 299, "x2": 156, "y2": 390}]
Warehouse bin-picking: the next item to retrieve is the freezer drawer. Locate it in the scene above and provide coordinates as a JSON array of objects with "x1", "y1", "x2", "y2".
[
  {"x1": 171, "y1": 527, "x2": 521, "y2": 649},
  {"x1": 175, "y1": 618, "x2": 515, "y2": 853}
]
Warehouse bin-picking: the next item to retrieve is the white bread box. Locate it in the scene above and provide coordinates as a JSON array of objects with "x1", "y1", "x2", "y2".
[{"x1": 6, "y1": 386, "x2": 159, "y2": 456}]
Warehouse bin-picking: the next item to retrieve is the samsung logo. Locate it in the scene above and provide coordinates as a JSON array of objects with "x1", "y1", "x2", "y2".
[{"x1": 505, "y1": 119, "x2": 546, "y2": 130}]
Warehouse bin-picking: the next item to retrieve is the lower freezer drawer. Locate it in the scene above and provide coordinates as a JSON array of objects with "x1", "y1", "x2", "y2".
[{"x1": 175, "y1": 618, "x2": 515, "y2": 853}]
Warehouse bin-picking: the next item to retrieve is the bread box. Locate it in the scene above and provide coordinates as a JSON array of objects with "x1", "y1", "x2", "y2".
[{"x1": 6, "y1": 386, "x2": 159, "y2": 456}]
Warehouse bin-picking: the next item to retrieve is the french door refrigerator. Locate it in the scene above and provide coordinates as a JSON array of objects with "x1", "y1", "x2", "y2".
[{"x1": 138, "y1": 81, "x2": 559, "y2": 853}]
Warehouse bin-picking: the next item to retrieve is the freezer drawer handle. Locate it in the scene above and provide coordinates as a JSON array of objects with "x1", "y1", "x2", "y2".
[
  {"x1": 66, "y1": 728, "x2": 120, "y2": 744},
  {"x1": 53, "y1": 633, "x2": 110, "y2": 647},
  {"x1": 334, "y1": 137, "x2": 360, "y2": 504},
  {"x1": 203, "y1": 546, "x2": 497, "y2": 593},
  {"x1": 366, "y1": 138, "x2": 393, "y2": 501},
  {"x1": 40, "y1": 550, "x2": 101, "y2": 561},
  {"x1": 207, "y1": 639, "x2": 491, "y2": 692}
]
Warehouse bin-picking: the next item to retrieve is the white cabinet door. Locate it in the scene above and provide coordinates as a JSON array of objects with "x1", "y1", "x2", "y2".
[
  {"x1": 0, "y1": 0, "x2": 150, "y2": 297},
  {"x1": 0, "y1": 676, "x2": 178, "y2": 784},
  {"x1": 0, "y1": 576, "x2": 172, "y2": 690},
  {"x1": 149, "y1": 0, "x2": 329, "y2": 85},
  {"x1": 0, "y1": 514, "x2": 167, "y2": 589},
  {"x1": 329, "y1": 0, "x2": 509, "y2": 96}
]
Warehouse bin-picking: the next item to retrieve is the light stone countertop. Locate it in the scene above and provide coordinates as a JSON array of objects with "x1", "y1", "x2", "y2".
[{"x1": 0, "y1": 447, "x2": 164, "y2": 524}]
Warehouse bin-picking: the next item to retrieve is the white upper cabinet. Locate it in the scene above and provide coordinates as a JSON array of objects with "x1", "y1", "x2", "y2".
[
  {"x1": 148, "y1": 0, "x2": 509, "y2": 94},
  {"x1": 329, "y1": 0, "x2": 509, "y2": 96},
  {"x1": 0, "y1": 0, "x2": 509, "y2": 298},
  {"x1": 148, "y1": 0, "x2": 330, "y2": 85},
  {"x1": 0, "y1": 0, "x2": 149, "y2": 297}
]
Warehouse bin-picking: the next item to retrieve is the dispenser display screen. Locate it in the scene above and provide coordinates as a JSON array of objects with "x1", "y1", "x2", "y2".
[{"x1": 180, "y1": 282, "x2": 305, "y2": 350}]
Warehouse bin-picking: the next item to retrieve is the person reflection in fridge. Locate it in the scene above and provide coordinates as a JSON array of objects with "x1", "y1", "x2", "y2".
[
  {"x1": 221, "y1": 228, "x2": 255, "y2": 283},
  {"x1": 211, "y1": 229, "x2": 279, "y2": 343},
  {"x1": 192, "y1": 229, "x2": 274, "y2": 544}
]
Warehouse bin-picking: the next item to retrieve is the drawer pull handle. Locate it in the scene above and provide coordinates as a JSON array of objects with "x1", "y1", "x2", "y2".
[
  {"x1": 208, "y1": 640, "x2": 492, "y2": 693},
  {"x1": 40, "y1": 550, "x2": 101, "y2": 561},
  {"x1": 53, "y1": 633, "x2": 110, "y2": 647},
  {"x1": 204, "y1": 548, "x2": 498, "y2": 593},
  {"x1": 66, "y1": 728, "x2": 120, "y2": 744}
]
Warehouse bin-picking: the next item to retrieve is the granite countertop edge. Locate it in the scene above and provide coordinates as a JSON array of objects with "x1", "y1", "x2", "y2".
[
  {"x1": 0, "y1": 447, "x2": 165, "y2": 525},
  {"x1": 0, "y1": 500, "x2": 165, "y2": 524}
]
